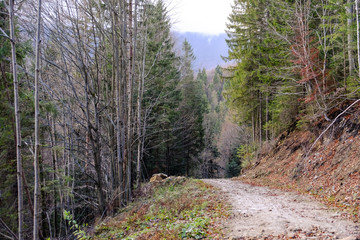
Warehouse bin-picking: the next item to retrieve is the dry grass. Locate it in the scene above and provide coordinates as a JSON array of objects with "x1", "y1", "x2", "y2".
[{"x1": 93, "y1": 178, "x2": 229, "y2": 239}]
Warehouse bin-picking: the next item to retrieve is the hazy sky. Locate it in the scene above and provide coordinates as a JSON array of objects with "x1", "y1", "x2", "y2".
[{"x1": 164, "y1": 0, "x2": 233, "y2": 35}]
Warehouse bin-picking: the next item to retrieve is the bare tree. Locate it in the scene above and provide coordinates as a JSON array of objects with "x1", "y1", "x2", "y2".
[
  {"x1": 356, "y1": 0, "x2": 360, "y2": 78},
  {"x1": 9, "y1": 0, "x2": 182, "y2": 236},
  {"x1": 33, "y1": 0, "x2": 42, "y2": 238},
  {"x1": 347, "y1": 0, "x2": 354, "y2": 76},
  {"x1": 136, "y1": 23, "x2": 147, "y2": 188},
  {"x1": 9, "y1": 0, "x2": 23, "y2": 238}
]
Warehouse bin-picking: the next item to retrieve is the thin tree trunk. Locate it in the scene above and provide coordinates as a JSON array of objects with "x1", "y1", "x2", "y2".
[
  {"x1": 33, "y1": 0, "x2": 42, "y2": 238},
  {"x1": 186, "y1": 150, "x2": 190, "y2": 176},
  {"x1": 49, "y1": 116, "x2": 58, "y2": 236},
  {"x1": 39, "y1": 152, "x2": 48, "y2": 238},
  {"x1": 343, "y1": 32, "x2": 347, "y2": 89},
  {"x1": 356, "y1": 0, "x2": 360, "y2": 78},
  {"x1": 252, "y1": 110, "x2": 255, "y2": 143},
  {"x1": 110, "y1": 8, "x2": 117, "y2": 197},
  {"x1": 9, "y1": 0, "x2": 23, "y2": 238},
  {"x1": 259, "y1": 92, "x2": 262, "y2": 147},
  {"x1": 265, "y1": 93, "x2": 269, "y2": 141},
  {"x1": 141, "y1": 118, "x2": 146, "y2": 178},
  {"x1": 121, "y1": 0, "x2": 128, "y2": 205},
  {"x1": 347, "y1": 0, "x2": 354, "y2": 76},
  {"x1": 126, "y1": 0, "x2": 134, "y2": 202},
  {"x1": 22, "y1": 169, "x2": 34, "y2": 217},
  {"x1": 112, "y1": 3, "x2": 123, "y2": 208},
  {"x1": 136, "y1": 24, "x2": 146, "y2": 188},
  {"x1": 0, "y1": 218, "x2": 18, "y2": 240},
  {"x1": 166, "y1": 141, "x2": 170, "y2": 175}
]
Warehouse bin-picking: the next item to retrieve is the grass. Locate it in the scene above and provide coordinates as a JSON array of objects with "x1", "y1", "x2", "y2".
[{"x1": 93, "y1": 178, "x2": 229, "y2": 239}]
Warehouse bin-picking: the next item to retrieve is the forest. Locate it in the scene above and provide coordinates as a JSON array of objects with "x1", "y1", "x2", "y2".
[
  {"x1": 0, "y1": 0, "x2": 232, "y2": 239},
  {"x1": 1, "y1": 0, "x2": 360, "y2": 239},
  {"x1": 224, "y1": 0, "x2": 360, "y2": 168}
]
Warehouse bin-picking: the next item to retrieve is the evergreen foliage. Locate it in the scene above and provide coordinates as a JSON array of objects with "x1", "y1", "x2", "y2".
[
  {"x1": 3, "y1": 0, "x2": 360, "y2": 238},
  {"x1": 171, "y1": 39, "x2": 208, "y2": 176},
  {"x1": 0, "y1": 1, "x2": 33, "y2": 234},
  {"x1": 225, "y1": 148, "x2": 241, "y2": 178},
  {"x1": 0, "y1": 0, "x2": 211, "y2": 238},
  {"x1": 224, "y1": 0, "x2": 360, "y2": 170},
  {"x1": 142, "y1": 0, "x2": 182, "y2": 176}
]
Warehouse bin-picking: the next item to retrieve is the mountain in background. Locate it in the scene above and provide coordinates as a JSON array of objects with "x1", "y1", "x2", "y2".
[{"x1": 173, "y1": 32, "x2": 229, "y2": 70}]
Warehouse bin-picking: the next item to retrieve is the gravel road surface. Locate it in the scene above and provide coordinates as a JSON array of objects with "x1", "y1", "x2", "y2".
[{"x1": 203, "y1": 179, "x2": 360, "y2": 239}]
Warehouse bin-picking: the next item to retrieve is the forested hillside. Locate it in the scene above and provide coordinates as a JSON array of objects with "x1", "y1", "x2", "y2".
[
  {"x1": 3, "y1": 0, "x2": 360, "y2": 238},
  {"x1": 224, "y1": 0, "x2": 360, "y2": 168},
  {"x1": 0, "y1": 0, "x2": 229, "y2": 239},
  {"x1": 223, "y1": 0, "x2": 360, "y2": 225}
]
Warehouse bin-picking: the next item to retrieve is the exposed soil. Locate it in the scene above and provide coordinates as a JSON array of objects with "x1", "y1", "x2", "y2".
[
  {"x1": 235, "y1": 108, "x2": 360, "y2": 229},
  {"x1": 204, "y1": 179, "x2": 360, "y2": 239}
]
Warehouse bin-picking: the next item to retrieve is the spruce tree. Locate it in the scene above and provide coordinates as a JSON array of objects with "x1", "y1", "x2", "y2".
[{"x1": 142, "y1": 0, "x2": 181, "y2": 176}]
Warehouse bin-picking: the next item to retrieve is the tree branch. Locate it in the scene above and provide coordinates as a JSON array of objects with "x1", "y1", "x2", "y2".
[
  {"x1": 306, "y1": 99, "x2": 360, "y2": 158},
  {"x1": 0, "y1": 217, "x2": 18, "y2": 240}
]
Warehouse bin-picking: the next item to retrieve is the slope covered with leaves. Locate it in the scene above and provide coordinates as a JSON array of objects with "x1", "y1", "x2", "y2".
[
  {"x1": 92, "y1": 178, "x2": 229, "y2": 239},
  {"x1": 239, "y1": 105, "x2": 360, "y2": 221}
]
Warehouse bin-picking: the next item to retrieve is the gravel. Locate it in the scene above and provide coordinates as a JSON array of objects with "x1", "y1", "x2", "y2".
[{"x1": 203, "y1": 179, "x2": 360, "y2": 239}]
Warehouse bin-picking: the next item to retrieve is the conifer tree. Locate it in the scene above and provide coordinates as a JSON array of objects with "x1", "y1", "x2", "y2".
[
  {"x1": 141, "y1": 0, "x2": 181, "y2": 176},
  {"x1": 175, "y1": 40, "x2": 207, "y2": 176}
]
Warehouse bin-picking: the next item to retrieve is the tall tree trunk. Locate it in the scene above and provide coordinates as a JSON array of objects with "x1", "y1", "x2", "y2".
[
  {"x1": 141, "y1": 118, "x2": 146, "y2": 178},
  {"x1": 9, "y1": 0, "x2": 23, "y2": 238},
  {"x1": 347, "y1": 0, "x2": 354, "y2": 76},
  {"x1": 136, "y1": 24, "x2": 146, "y2": 188},
  {"x1": 356, "y1": 0, "x2": 360, "y2": 78},
  {"x1": 33, "y1": 0, "x2": 42, "y2": 238},
  {"x1": 121, "y1": 0, "x2": 128, "y2": 205},
  {"x1": 343, "y1": 32, "x2": 347, "y2": 89},
  {"x1": 39, "y1": 152, "x2": 48, "y2": 238},
  {"x1": 259, "y1": 92, "x2": 262, "y2": 147},
  {"x1": 252, "y1": 110, "x2": 255, "y2": 143},
  {"x1": 49, "y1": 116, "x2": 58, "y2": 236},
  {"x1": 110, "y1": 7, "x2": 117, "y2": 199},
  {"x1": 265, "y1": 93, "x2": 269, "y2": 141},
  {"x1": 112, "y1": 2, "x2": 123, "y2": 208},
  {"x1": 126, "y1": 0, "x2": 135, "y2": 202}
]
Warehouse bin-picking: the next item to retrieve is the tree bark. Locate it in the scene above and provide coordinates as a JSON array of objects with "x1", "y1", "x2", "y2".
[
  {"x1": 136, "y1": 23, "x2": 146, "y2": 188},
  {"x1": 33, "y1": 0, "x2": 42, "y2": 238},
  {"x1": 356, "y1": 0, "x2": 360, "y2": 78},
  {"x1": 347, "y1": 0, "x2": 354, "y2": 76},
  {"x1": 112, "y1": 1, "x2": 123, "y2": 208},
  {"x1": 9, "y1": 0, "x2": 23, "y2": 238},
  {"x1": 259, "y1": 92, "x2": 262, "y2": 147},
  {"x1": 252, "y1": 110, "x2": 255, "y2": 143},
  {"x1": 265, "y1": 94, "x2": 269, "y2": 141},
  {"x1": 343, "y1": 32, "x2": 347, "y2": 89},
  {"x1": 49, "y1": 116, "x2": 58, "y2": 236},
  {"x1": 126, "y1": 0, "x2": 135, "y2": 202},
  {"x1": 121, "y1": 0, "x2": 128, "y2": 205}
]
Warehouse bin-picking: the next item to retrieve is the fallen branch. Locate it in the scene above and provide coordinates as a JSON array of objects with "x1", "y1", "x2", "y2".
[
  {"x1": 306, "y1": 99, "x2": 360, "y2": 158},
  {"x1": 0, "y1": 217, "x2": 18, "y2": 240}
]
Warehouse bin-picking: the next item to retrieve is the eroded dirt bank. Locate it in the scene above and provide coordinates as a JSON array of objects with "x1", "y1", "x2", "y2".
[
  {"x1": 239, "y1": 110, "x2": 360, "y2": 220},
  {"x1": 204, "y1": 179, "x2": 360, "y2": 239}
]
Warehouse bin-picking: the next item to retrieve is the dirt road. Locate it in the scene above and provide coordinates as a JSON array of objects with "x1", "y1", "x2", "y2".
[{"x1": 204, "y1": 179, "x2": 360, "y2": 239}]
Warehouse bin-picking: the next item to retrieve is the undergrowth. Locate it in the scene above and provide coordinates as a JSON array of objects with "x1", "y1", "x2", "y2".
[{"x1": 93, "y1": 178, "x2": 229, "y2": 239}]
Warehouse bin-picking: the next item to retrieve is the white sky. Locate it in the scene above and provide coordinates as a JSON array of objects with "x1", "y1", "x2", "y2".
[{"x1": 164, "y1": 0, "x2": 233, "y2": 35}]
